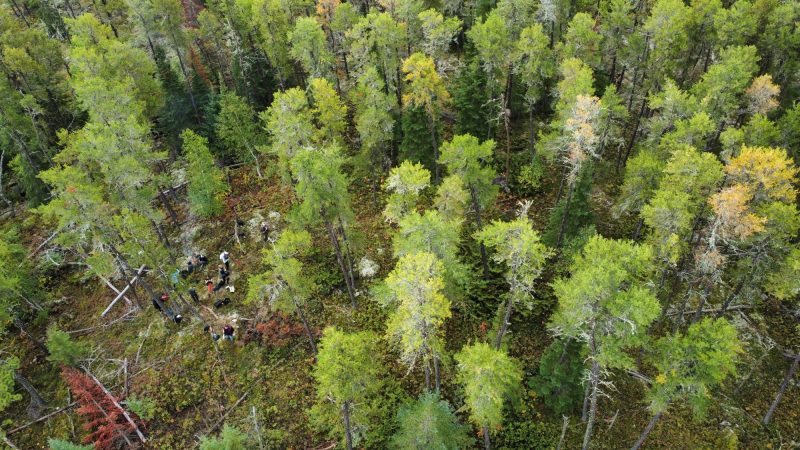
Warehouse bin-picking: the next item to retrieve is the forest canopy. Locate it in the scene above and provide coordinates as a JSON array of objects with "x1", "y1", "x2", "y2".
[{"x1": 0, "y1": 0, "x2": 799, "y2": 448}]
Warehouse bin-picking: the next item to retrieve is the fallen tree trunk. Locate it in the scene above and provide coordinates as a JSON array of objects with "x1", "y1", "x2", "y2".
[{"x1": 100, "y1": 266, "x2": 145, "y2": 317}]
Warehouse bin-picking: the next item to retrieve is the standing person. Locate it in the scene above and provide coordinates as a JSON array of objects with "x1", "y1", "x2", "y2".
[
  {"x1": 260, "y1": 222, "x2": 270, "y2": 242},
  {"x1": 219, "y1": 251, "x2": 230, "y2": 271},
  {"x1": 188, "y1": 287, "x2": 200, "y2": 303},
  {"x1": 205, "y1": 278, "x2": 215, "y2": 294},
  {"x1": 187, "y1": 257, "x2": 195, "y2": 275},
  {"x1": 197, "y1": 254, "x2": 209, "y2": 267},
  {"x1": 223, "y1": 324, "x2": 234, "y2": 342},
  {"x1": 218, "y1": 265, "x2": 230, "y2": 286}
]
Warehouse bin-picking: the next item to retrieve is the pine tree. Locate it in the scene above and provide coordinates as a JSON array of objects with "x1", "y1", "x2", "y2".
[
  {"x1": 181, "y1": 129, "x2": 229, "y2": 218},
  {"x1": 390, "y1": 392, "x2": 473, "y2": 450},
  {"x1": 476, "y1": 212, "x2": 552, "y2": 348},
  {"x1": 312, "y1": 327, "x2": 381, "y2": 450},
  {"x1": 384, "y1": 252, "x2": 451, "y2": 391},
  {"x1": 61, "y1": 366, "x2": 145, "y2": 449},
  {"x1": 46, "y1": 327, "x2": 89, "y2": 367},
  {"x1": 199, "y1": 425, "x2": 249, "y2": 450},
  {"x1": 550, "y1": 236, "x2": 660, "y2": 450},
  {"x1": 455, "y1": 342, "x2": 522, "y2": 450},
  {"x1": 290, "y1": 145, "x2": 358, "y2": 307},
  {"x1": 353, "y1": 66, "x2": 396, "y2": 184},
  {"x1": 289, "y1": 17, "x2": 335, "y2": 80},
  {"x1": 309, "y1": 78, "x2": 348, "y2": 145},
  {"x1": 438, "y1": 134, "x2": 498, "y2": 277},
  {"x1": 383, "y1": 161, "x2": 430, "y2": 224},
  {"x1": 632, "y1": 318, "x2": 740, "y2": 449},
  {"x1": 262, "y1": 88, "x2": 314, "y2": 183},
  {"x1": 247, "y1": 229, "x2": 319, "y2": 354},
  {"x1": 214, "y1": 92, "x2": 267, "y2": 177}
]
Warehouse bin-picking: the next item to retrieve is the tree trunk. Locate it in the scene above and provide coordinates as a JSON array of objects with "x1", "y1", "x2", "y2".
[
  {"x1": 582, "y1": 359, "x2": 600, "y2": 450},
  {"x1": 482, "y1": 425, "x2": 491, "y2": 450},
  {"x1": 326, "y1": 220, "x2": 356, "y2": 307},
  {"x1": 424, "y1": 362, "x2": 431, "y2": 391},
  {"x1": 631, "y1": 411, "x2": 664, "y2": 450},
  {"x1": 715, "y1": 275, "x2": 747, "y2": 318},
  {"x1": 469, "y1": 186, "x2": 491, "y2": 279},
  {"x1": 433, "y1": 355, "x2": 441, "y2": 392},
  {"x1": 528, "y1": 104, "x2": 536, "y2": 159},
  {"x1": 343, "y1": 400, "x2": 354, "y2": 450},
  {"x1": 12, "y1": 317, "x2": 47, "y2": 353},
  {"x1": 158, "y1": 189, "x2": 178, "y2": 224},
  {"x1": 14, "y1": 371, "x2": 48, "y2": 418},
  {"x1": 428, "y1": 117, "x2": 440, "y2": 183},
  {"x1": 495, "y1": 297, "x2": 514, "y2": 349},
  {"x1": 296, "y1": 305, "x2": 317, "y2": 355},
  {"x1": 555, "y1": 182, "x2": 575, "y2": 248},
  {"x1": 763, "y1": 353, "x2": 800, "y2": 424},
  {"x1": 581, "y1": 373, "x2": 591, "y2": 422}
]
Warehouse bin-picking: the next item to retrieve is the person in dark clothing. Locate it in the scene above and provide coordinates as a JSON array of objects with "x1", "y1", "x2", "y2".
[
  {"x1": 260, "y1": 222, "x2": 270, "y2": 242},
  {"x1": 187, "y1": 258, "x2": 194, "y2": 274},
  {"x1": 196, "y1": 254, "x2": 209, "y2": 267},
  {"x1": 214, "y1": 297, "x2": 231, "y2": 308},
  {"x1": 218, "y1": 265, "x2": 230, "y2": 285},
  {"x1": 223, "y1": 324, "x2": 234, "y2": 342},
  {"x1": 188, "y1": 288, "x2": 200, "y2": 303},
  {"x1": 152, "y1": 296, "x2": 163, "y2": 312}
]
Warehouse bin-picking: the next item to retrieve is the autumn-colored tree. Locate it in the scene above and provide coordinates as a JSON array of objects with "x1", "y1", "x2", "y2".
[{"x1": 61, "y1": 366, "x2": 145, "y2": 449}]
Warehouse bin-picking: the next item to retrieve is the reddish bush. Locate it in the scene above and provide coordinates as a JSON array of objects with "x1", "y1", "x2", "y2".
[
  {"x1": 249, "y1": 312, "x2": 308, "y2": 347},
  {"x1": 61, "y1": 366, "x2": 144, "y2": 449}
]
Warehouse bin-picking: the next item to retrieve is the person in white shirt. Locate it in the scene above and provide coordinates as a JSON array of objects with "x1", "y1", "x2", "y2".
[{"x1": 219, "y1": 251, "x2": 230, "y2": 271}]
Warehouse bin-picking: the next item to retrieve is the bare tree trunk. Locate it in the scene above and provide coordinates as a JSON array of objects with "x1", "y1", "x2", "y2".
[
  {"x1": 582, "y1": 359, "x2": 600, "y2": 450},
  {"x1": 631, "y1": 411, "x2": 664, "y2": 450},
  {"x1": 433, "y1": 355, "x2": 440, "y2": 392},
  {"x1": 581, "y1": 374, "x2": 590, "y2": 422},
  {"x1": 424, "y1": 362, "x2": 431, "y2": 391},
  {"x1": 495, "y1": 297, "x2": 514, "y2": 349},
  {"x1": 326, "y1": 220, "x2": 356, "y2": 307},
  {"x1": 295, "y1": 304, "x2": 317, "y2": 355},
  {"x1": 482, "y1": 425, "x2": 491, "y2": 450},
  {"x1": 343, "y1": 400, "x2": 354, "y2": 450},
  {"x1": 428, "y1": 117, "x2": 440, "y2": 183},
  {"x1": 763, "y1": 353, "x2": 800, "y2": 424},
  {"x1": 14, "y1": 371, "x2": 48, "y2": 418}
]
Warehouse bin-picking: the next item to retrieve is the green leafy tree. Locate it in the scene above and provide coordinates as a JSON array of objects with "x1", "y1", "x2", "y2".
[
  {"x1": 433, "y1": 175, "x2": 469, "y2": 223},
  {"x1": 550, "y1": 236, "x2": 660, "y2": 450},
  {"x1": 438, "y1": 134, "x2": 498, "y2": 277},
  {"x1": 390, "y1": 392, "x2": 472, "y2": 450},
  {"x1": 0, "y1": 356, "x2": 21, "y2": 412},
  {"x1": 215, "y1": 92, "x2": 267, "y2": 177},
  {"x1": 247, "y1": 229, "x2": 318, "y2": 354},
  {"x1": 402, "y1": 52, "x2": 451, "y2": 181},
  {"x1": 632, "y1": 318, "x2": 740, "y2": 449},
  {"x1": 312, "y1": 327, "x2": 381, "y2": 450},
  {"x1": 418, "y1": 9, "x2": 461, "y2": 71},
  {"x1": 347, "y1": 12, "x2": 406, "y2": 107},
  {"x1": 250, "y1": 0, "x2": 293, "y2": 85},
  {"x1": 46, "y1": 327, "x2": 89, "y2": 367},
  {"x1": 290, "y1": 145, "x2": 358, "y2": 307},
  {"x1": 515, "y1": 23, "x2": 554, "y2": 157},
  {"x1": 475, "y1": 212, "x2": 552, "y2": 348},
  {"x1": 455, "y1": 342, "x2": 522, "y2": 450},
  {"x1": 558, "y1": 12, "x2": 602, "y2": 70},
  {"x1": 384, "y1": 252, "x2": 451, "y2": 391},
  {"x1": 452, "y1": 57, "x2": 491, "y2": 138},
  {"x1": 181, "y1": 130, "x2": 229, "y2": 218},
  {"x1": 383, "y1": 161, "x2": 430, "y2": 224}
]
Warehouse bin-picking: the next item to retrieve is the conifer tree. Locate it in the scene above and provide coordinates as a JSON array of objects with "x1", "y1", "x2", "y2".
[
  {"x1": 181, "y1": 129, "x2": 229, "y2": 218},
  {"x1": 262, "y1": 88, "x2": 314, "y2": 183},
  {"x1": 215, "y1": 92, "x2": 267, "y2": 177},
  {"x1": 312, "y1": 327, "x2": 381, "y2": 450},
  {"x1": 455, "y1": 342, "x2": 522, "y2": 450},
  {"x1": 247, "y1": 229, "x2": 318, "y2": 354},
  {"x1": 289, "y1": 17, "x2": 335, "y2": 80},
  {"x1": 476, "y1": 212, "x2": 552, "y2": 348},
  {"x1": 550, "y1": 236, "x2": 660, "y2": 450},
  {"x1": 383, "y1": 161, "x2": 430, "y2": 224},
  {"x1": 631, "y1": 318, "x2": 740, "y2": 449},
  {"x1": 402, "y1": 52, "x2": 451, "y2": 181},
  {"x1": 353, "y1": 66, "x2": 396, "y2": 184},
  {"x1": 309, "y1": 78, "x2": 348, "y2": 145},
  {"x1": 384, "y1": 252, "x2": 451, "y2": 391},
  {"x1": 438, "y1": 134, "x2": 498, "y2": 277},
  {"x1": 390, "y1": 392, "x2": 472, "y2": 450},
  {"x1": 290, "y1": 145, "x2": 358, "y2": 307}
]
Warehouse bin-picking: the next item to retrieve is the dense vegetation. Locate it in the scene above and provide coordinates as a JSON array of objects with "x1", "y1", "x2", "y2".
[{"x1": 0, "y1": 0, "x2": 798, "y2": 448}]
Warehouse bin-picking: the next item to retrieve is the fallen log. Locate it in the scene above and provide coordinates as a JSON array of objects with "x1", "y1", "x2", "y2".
[{"x1": 100, "y1": 266, "x2": 145, "y2": 317}]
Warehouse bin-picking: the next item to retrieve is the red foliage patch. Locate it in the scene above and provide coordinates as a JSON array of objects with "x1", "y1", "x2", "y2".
[
  {"x1": 244, "y1": 312, "x2": 309, "y2": 348},
  {"x1": 61, "y1": 366, "x2": 144, "y2": 449}
]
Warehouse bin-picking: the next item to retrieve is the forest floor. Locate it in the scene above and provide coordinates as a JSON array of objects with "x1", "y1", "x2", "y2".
[{"x1": 4, "y1": 146, "x2": 799, "y2": 449}]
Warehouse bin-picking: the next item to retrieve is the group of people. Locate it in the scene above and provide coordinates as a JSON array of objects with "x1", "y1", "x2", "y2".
[{"x1": 153, "y1": 250, "x2": 237, "y2": 343}]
